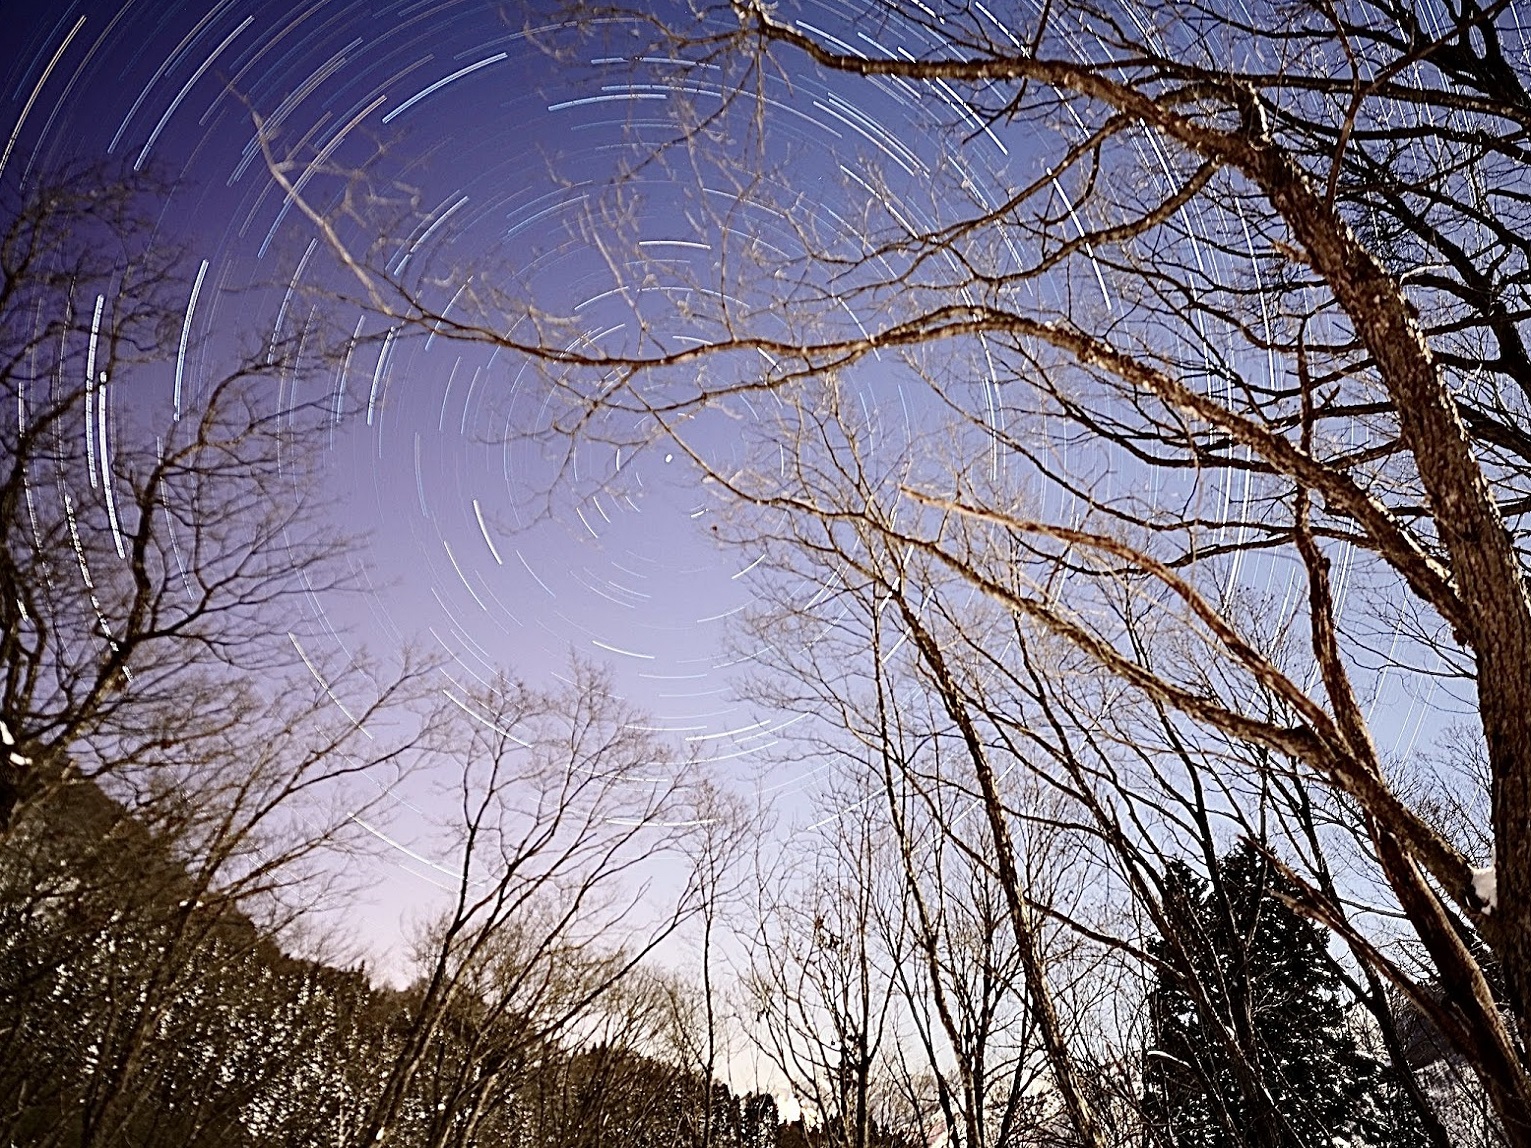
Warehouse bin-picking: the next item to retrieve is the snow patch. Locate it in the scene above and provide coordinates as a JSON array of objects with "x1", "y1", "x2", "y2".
[
  {"x1": 0, "y1": 720, "x2": 11, "y2": 746},
  {"x1": 1471, "y1": 865, "x2": 1497, "y2": 913}
]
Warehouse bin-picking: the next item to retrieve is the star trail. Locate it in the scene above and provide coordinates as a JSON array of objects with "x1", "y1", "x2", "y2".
[
  {"x1": 0, "y1": 0, "x2": 1034, "y2": 923},
  {"x1": 2, "y1": 0, "x2": 1448, "y2": 937}
]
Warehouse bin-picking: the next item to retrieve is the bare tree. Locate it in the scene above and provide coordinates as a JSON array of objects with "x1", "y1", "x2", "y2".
[
  {"x1": 0, "y1": 158, "x2": 460, "y2": 1147},
  {"x1": 0, "y1": 161, "x2": 368, "y2": 835},
  {"x1": 744, "y1": 777, "x2": 900, "y2": 1148},
  {"x1": 737, "y1": 511, "x2": 1095, "y2": 1148},
  {"x1": 354, "y1": 664, "x2": 703, "y2": 1148}
]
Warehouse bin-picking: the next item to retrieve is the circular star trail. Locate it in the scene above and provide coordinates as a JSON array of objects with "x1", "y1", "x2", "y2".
[
  {"x1": 1, "y1": 0, "x2": 1447, "y2": 922},
  {"x1": 0, "y1": 0, "x2": 1035, "y2": 899}
]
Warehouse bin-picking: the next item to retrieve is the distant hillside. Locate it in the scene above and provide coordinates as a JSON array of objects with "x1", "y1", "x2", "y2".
[{"x1": 0, "y1": 775, "x2": 789, "y2": 1148}]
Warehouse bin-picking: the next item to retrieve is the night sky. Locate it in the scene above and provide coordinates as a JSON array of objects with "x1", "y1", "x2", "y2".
[
  {"x1": 0, "y1": 0, "x2": 1449, "y2": 962},
  {"x1": 0, "y1": 0, "x2": 1003, "y2": 952}
]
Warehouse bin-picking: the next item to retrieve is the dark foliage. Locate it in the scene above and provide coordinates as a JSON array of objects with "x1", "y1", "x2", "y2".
[{"x1": 1142, "y1": 843, "x2": 1431, "y2": 1148}]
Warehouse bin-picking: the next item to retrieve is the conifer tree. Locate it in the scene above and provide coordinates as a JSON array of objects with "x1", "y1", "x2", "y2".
[{"x1": 1142, "y1": 843, "x2": 1432, "y2": 1148}]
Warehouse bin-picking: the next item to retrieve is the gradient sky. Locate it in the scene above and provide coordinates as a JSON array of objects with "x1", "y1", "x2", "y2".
[
  {"x1": 0, "y1": 0, "x2": 1455, "y2": 974},
  {"x1": 0, "y1": 0, "x2": 1006, "y2": 960},
  {"x1": 0, "y1": 0, "x2": 935, "y2": 708}
]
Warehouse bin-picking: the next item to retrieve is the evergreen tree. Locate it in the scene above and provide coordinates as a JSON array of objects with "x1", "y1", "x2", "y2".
[{"x1": 1141, "y1": 843, "x2": 1431, "y2": 1148}]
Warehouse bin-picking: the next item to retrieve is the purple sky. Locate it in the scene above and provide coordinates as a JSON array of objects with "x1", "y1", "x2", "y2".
[
  {"x1": 1, "y1": 0, "x2": 996, "y2": 959},
  {"x1": 1, "y1": 0, "x2": 1456, "y2": 969}
]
